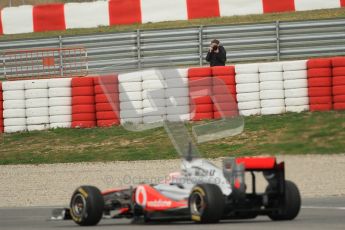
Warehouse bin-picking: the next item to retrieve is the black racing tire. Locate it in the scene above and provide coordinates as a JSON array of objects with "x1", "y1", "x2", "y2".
[
  {"x1": 267, "y1": 180, "x2": 301, "y2": 221},
  {"x1": 234, "y1": 213, "x2": 258, "y2": 219},
  {"x1": 189, "y1": 184, "x2": 225, "y2": 223},
  {"x1": 70, "y1": 185, "x2": 104, "y2": 226}
]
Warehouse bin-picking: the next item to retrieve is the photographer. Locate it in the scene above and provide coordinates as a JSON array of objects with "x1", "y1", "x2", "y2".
[{"x1": 206, "y1": 39, "x2": 227, "y2": 67}]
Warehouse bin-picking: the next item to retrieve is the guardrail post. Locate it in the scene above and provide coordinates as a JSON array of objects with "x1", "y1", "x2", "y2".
[
  {"x1": 58, "y1": 35, "x2": 64, "y2": 77},
  {"x1": 85, "y1": 50, "x2": 89, "y2": 75},
  {"x1": 275, "y1": 21, "x2": 281, "y2": 61},
  {"x1": 3, "y1": 57, "x2": 6, "y2": 79},
  {"x1": 137, "y1": 29, "x2": 142, "y2": 70},
  {"x1": 199, "y1": 25, "x2": 204, "y2": 66}
]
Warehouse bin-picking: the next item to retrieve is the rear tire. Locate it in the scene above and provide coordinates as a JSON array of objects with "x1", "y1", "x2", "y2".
[
  {"x1": 70, "y1": 185, "x2": 104, "y2": 226},
  {"x1": 189, "y1": 184, "x2": 225, "y2": 223},
  {"x1": 267, "y1": 180, "x2": 301, "y2": 221},
  {"x1": 233, "y1": 213, "x2": 258, "y2": 219}
]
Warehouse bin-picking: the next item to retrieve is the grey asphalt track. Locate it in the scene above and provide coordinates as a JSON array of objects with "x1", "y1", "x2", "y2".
[{"x1": 0, "y1": 197, "x2": 344, "y2": 230}]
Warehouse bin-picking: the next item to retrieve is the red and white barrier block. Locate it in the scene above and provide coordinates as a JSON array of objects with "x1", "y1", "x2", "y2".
[
  {"x1": 212, "y1": 66, "x2": 238, "y2": 119},
  {"x1": 48, "y1": 78, "x2": 72, "y2": 129},
  {"x1": 119, "y1": 71, "x2": 143, "y2": 125},
  {"x1": 25, "y1": 80, "x2": 50, "y2": 131},
  {"x1": 2, "y1": 81, "x2": 27, "y2": 133},
  {"x1": 1, "y1": 0, "x2": 345, "y2": 35},
  {"x1": 1, "y1": 56, "x2": 345, "y2": 134},
  {"x1": 282, "y1": 60, "x2": 309, "y2": 113},
  {"x1": 94, "y1": 74, "x2": 120, "y2": 127},
  {"x1": 307, "y1": 58, "x2": 333, "y2": 111},
  {"x1": 332, "y1": 57, "x2": 345, "y2": 110},
  {"x1": 71, "y1": 77, "x2": 96, "y2": 128},
  {"x1": 165, "y1": 68, "x2": 190, "y2": 122},
  {"x1": 259, "y1": 62, "x2": 285, "y2": 115},
  {"x1": 235, "y1": 63, "x2": 261, "y2": 116},
  {"x1": 188, "y1": 67, "x2": 214, "y2": 121},
  {"x1": 142, "y1": 70, "x2": 167, "y2": 124},
  {"x1": 0, "y1": 82, "x2": 3, "y2": 133}
]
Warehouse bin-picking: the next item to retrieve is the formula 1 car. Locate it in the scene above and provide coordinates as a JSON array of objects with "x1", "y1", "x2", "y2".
[
  {"x1": 52, "y1": 122, "x2": 301, "y2": 226},
  {"x1": 53, "y1": 154, "x2": 301, "y2": 226}
]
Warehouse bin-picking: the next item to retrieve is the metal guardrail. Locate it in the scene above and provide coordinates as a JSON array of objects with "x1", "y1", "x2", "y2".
[
  {"x1": 1, "y1": 18, "x2": 345, "y2": 79},
  {"x1": 3, "y1": 46, "x2": 88, "y2": 80}
]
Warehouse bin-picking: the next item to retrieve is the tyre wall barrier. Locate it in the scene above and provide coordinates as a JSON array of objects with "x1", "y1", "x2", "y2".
[
  {"x1": 188, "y1": 66, "x2": 238, "y2": 121},
  {"x1": 94, "y1": 74, "x2": 120, "y2": 127},
  {"x1": 259, "y1": 62, "x2": 286, "y2": 115},
  {"x1": 142, "y1": 69, "x2": 166, "y2": 124},
  {"x1": 119, "y1": 71, "x2": 143, "y2": 124},
  {"x1": 25, "y1": 80, "x2": 50, "y2": 132},
  {"x1": 71, "y1": 77, "x2": 96, "y2": 128},
  {"x1": 1, "y1": 57, "x2": 345, "y2": 133},
  {"x1": 307, "y1": 58, "x2": 333, "y2": 111},
  {"x1": 119, "y1": 68, "x2": 190, "y2": 125},
  {"x1": 48, "y1": 78, "x2": 72, "y2": 129},
  {"x1": 332, "y1": 57, "x2": 345, "y2": 110},
  {"x1": 188, "y1": 67, "x2": 214, "y2": 121},
  {"x1": 212, "y1": 66, "x2": 237, "y2": 119},
  {"x1": 283, "y1": 60, "x2": 309, "y2": 113},
  {"x1": 1, "y1": 0, "x2": 345, "y2": 35},
  {"x1": 165, "y1": 69, "x2": 190, "y2": 122},
  {"x1": 0, "y1": 82, "x2": 3, "y2": 133},
  {"x1": 235, "y1": 63, "x2": 261, "y2": 116},
  {"x1": 2, "y1": 80, "x2": 27, "y2": 133}
]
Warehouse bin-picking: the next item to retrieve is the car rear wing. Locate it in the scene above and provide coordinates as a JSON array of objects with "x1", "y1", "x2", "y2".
[{"x1": 223, "y1": 157, "x2": 285, "y2": 196}]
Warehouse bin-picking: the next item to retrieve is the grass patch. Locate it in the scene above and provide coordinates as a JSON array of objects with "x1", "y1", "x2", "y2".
[
  {"x1": 0, "y1": 111, "x2": 344, "y2": 165},
  {"x1": 1, "y1": 8, "x2": 345, "y2": 41}
]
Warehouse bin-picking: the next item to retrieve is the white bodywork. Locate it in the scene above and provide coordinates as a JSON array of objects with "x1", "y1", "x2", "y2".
[{"x1": 154, "y1": 158, "x2": 232, "y2": 201}]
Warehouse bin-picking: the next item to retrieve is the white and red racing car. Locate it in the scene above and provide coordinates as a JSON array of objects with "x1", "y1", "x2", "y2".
[
  {"x1": 53, "y1": 152, "x2": 300, "y2": 225},
  {"x1": 53, "y1": 115, "x2": 301, "y2": 226}
]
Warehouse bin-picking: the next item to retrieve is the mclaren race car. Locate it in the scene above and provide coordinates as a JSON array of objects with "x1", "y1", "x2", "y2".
[
  {"x1": 53, "y1": 154, "x2": 301, "y2": 225},
  {"x1": 52, "y1": 121, "x2": 301, "y2": 226}
]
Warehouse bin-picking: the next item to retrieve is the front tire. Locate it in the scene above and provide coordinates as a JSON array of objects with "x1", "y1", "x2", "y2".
[
  {"x1": 70, "y1": 185, "x2": 104, "y2": 226},
  {"x1": 267, "y1": 180, "x2": 301, "y2": 221},
  {"x1": 189, "y1": 184, "x2": 225, "y2": 223}
]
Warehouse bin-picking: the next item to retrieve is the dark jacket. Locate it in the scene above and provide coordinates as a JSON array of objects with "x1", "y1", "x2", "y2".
[{"x1": 206, "y1": 46, "x2": 227, "y2": 67}]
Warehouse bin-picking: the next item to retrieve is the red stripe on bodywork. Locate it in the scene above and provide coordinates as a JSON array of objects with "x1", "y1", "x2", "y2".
[
  {"x1": 109, "y1": 0, "x2": 142, "y2": 25},
  {"x1": 262, "y1": 0, "x2": 295, "y2": 13},
  {"x1": 187, "y1": 0, "x2": 220, "y2": 19},
  {"x1": 118, "y1": 208, "x2": 130, "y2": 214},
  {"x1": 102, "y1": 188, "x2": 127, "y2": 195},
  {"x1": 136, "y1": 185, "x2": 187, "y2": 211},
  {"x1": 236, "y1": 157, "x2": 276, "y2": 170},
  {"x1": 33, "y1": 4, "x2": 65, "y2": 32}
]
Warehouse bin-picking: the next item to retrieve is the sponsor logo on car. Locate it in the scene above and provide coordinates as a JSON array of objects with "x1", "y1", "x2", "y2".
[{"x1": 147, "y1": 200, "x2": 172, "y2": 208}]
